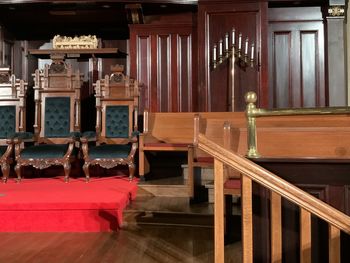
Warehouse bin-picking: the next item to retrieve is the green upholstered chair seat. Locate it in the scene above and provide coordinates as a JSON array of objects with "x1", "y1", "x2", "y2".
[
  {"x1": 0, "y1": 146, "x2": 7, "y2": 156},
  {"x1": 21, "y1": 144, "x2": 77, "y2": 159},
  {"x1": 89, "y1": 144, "x2": 131, "y2": 159}
]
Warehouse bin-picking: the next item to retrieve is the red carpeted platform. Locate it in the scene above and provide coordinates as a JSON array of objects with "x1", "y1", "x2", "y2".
[{"x1": 0, "y1": 176, "x2": 138, "y2": 232}]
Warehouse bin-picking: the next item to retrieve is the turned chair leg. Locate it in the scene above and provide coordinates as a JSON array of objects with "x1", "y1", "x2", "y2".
[
  {"x1": 63, "y1": 162, "x2": 71, "y2": 183},
  {"x1": 15, "y1": 164, "x2": 22, "y2": 183},
  {"x1": 128, "y1": 162, "x2": 135, "y2": 181},
  {"x1": 1, "y1": 163, "x2": 9, "y2": 183},
  {"x1": 83, "y1": 163, "x2": 90, "y2": 183}
]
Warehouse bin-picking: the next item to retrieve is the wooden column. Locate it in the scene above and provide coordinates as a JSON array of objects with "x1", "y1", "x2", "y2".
[{"x1": 327, "y1": 3, "x2": 347, "y2": 106}]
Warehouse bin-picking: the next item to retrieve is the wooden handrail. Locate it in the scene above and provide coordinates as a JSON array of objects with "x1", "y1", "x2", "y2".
[{"x1": 197, "y1": 133, "x2": 350, "y2": 234}]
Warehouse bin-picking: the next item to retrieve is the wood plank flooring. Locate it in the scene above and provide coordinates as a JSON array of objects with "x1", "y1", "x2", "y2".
[{"x1": 0, "y1": 173, "x2": 242, "y2": 263}]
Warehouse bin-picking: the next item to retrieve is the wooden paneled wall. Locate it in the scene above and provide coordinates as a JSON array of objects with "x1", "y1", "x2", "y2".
[
  {"x1": 268, "y1": 7, "x2": 326, "y2": 108},
  {"x1": 197, "y1": 0, "x2": 268, "y2": 111},
  {"x1": 129, "y1": 13, "x2": 197, "y2": 113}
]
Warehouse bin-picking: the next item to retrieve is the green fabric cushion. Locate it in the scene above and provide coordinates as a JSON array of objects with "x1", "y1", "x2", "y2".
[
  {"x1": 0, "y1": 106, "x2": 16, "y2": 139},
  {"x1": 0, "y1": 146, "x2": 7, "y2": 156},
  {"x1": 105, "y1": 105, "x2": 129, "y2": 138},
  {"x1": 44, "y1": 97, "x2": 70, "y2": 138},
  {"x1": 21, "y1": 144, "x2": 77, "y2": 159},
  {"x1": 89, "y1": 144, "x2": 131, "y2": 159}
]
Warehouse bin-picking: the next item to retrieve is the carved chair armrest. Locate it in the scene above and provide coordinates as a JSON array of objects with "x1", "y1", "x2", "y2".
[
  {"x1": 128, "y1": 141, "x2": 138, "y2": 159},
  {"x1": 129, "y1": 130, "x2": 140, "y2": 143},
  {"x1": 80, "y1": 131, "x2": 97, "y2": 143},
  {"x1": 12, "y1": 132, "x2": 35, "y2": 144},
  {"x1": 13, "y1": 132, "x2": 34, "y2": 160},
  {"x1": 5, "y1": 138, "x2": 14, "y2": 145},
  {"x1": 69, "y1": 132, "x2": 82, "y2": 140}
]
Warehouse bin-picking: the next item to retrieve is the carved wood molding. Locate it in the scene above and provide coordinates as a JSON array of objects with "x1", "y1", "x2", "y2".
[{"x1": 328, "y1": 5, "x2": 345, "y2": 17}]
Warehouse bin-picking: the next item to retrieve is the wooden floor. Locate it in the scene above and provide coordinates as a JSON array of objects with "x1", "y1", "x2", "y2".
[
  {"x1": 0, "y1": 226, "x2": 241, "y2": 263},
  {"x1": 0, "y1": 195, "x2": 242, "y2": 263}
]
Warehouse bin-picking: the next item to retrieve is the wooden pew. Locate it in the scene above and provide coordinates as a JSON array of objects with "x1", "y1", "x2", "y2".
[
  {"x1": 139, "y1": 111, "x2": 196, "y2": 196},
  {"x1": 139, "y1": 111, "x2": 245, "y2": 197},
  {"x1": 191, "y1": 112, "x2": 245, "y2": 183}
]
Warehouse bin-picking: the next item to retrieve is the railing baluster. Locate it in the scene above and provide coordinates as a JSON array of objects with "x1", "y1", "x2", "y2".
[
  {"x1": 242, "y1": 175, "x2": 253, "y2": 263},
  {"x1": 214, "y1": 159, "x2": 225, "y2": 263},
  {"x1": 329, "y1": 225, "x2": 340, "y2": 263},
  {"x1": 198, "y1": 133, "x2": 350, "y2": 262},
  {"x1": 300, "y1": 208, "x2": 312, "y2": 263},
  {"x1": 271, "y1": 191, "x2": 282, "y2": 263}
]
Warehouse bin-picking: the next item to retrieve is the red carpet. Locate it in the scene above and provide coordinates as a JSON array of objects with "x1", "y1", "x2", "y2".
[{"x1": 0, "y1": 176, "x2": 138, "y2": 232}]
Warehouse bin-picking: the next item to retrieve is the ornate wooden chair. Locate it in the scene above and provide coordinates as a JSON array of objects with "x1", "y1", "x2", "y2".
[
  {"x1": 81, "y1": 65, "x2": 139, "y2": 182},
  {"x1": 15, "y1": 60, "x2": 83, "y2": 182},
  {"x1": 0, "y1": 67, "x2": 27, "y2": 183}
]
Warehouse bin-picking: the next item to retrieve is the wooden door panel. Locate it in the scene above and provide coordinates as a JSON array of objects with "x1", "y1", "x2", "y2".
[
  {"x1": 129, "y1": 17, "x2": 195, "y2": 113},
  {"x1": 197, "y1": 1, "x2": 268, "y2": 111},
  {"x1": 269, "y1": 7, "x2": 325, "y2": 108}
]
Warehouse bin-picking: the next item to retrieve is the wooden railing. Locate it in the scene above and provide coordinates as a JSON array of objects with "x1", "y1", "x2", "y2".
[
  {"x1": 197, "y1": 133, "x2": 350, "y2": 263},
  {"x1": 245, "y1": 91, "x2": 350, "y2": 158}
]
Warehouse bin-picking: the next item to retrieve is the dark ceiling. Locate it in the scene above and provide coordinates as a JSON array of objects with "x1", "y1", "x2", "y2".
[{"x1": 0, "y1": 1, "x2": 197, "y2": 40}]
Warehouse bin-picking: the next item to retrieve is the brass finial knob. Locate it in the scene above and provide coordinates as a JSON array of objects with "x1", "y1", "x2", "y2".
[{"x1": 245, "y1": 91, "x2": 257, "y2": 104}]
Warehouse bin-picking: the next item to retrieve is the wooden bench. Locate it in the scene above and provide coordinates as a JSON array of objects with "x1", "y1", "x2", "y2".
[{"x1": 139, "y1": 111, "x2": 245, "y2": 197}]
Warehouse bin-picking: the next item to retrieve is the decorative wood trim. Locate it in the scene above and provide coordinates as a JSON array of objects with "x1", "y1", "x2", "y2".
[{"x1": 296, "y1": 184, "x2": 329, "y2": 202}]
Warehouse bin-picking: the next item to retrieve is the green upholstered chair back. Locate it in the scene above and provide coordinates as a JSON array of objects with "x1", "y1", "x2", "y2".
[
  {"x1": 44, "y1": 97, "x2": 71, "y2": 138},
  {"x1": 105, "y1": 105, "x2": 129, "y2": 138},
  {"x1": 0, "y1": 105, "x2": 16, "y2": 139}
]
